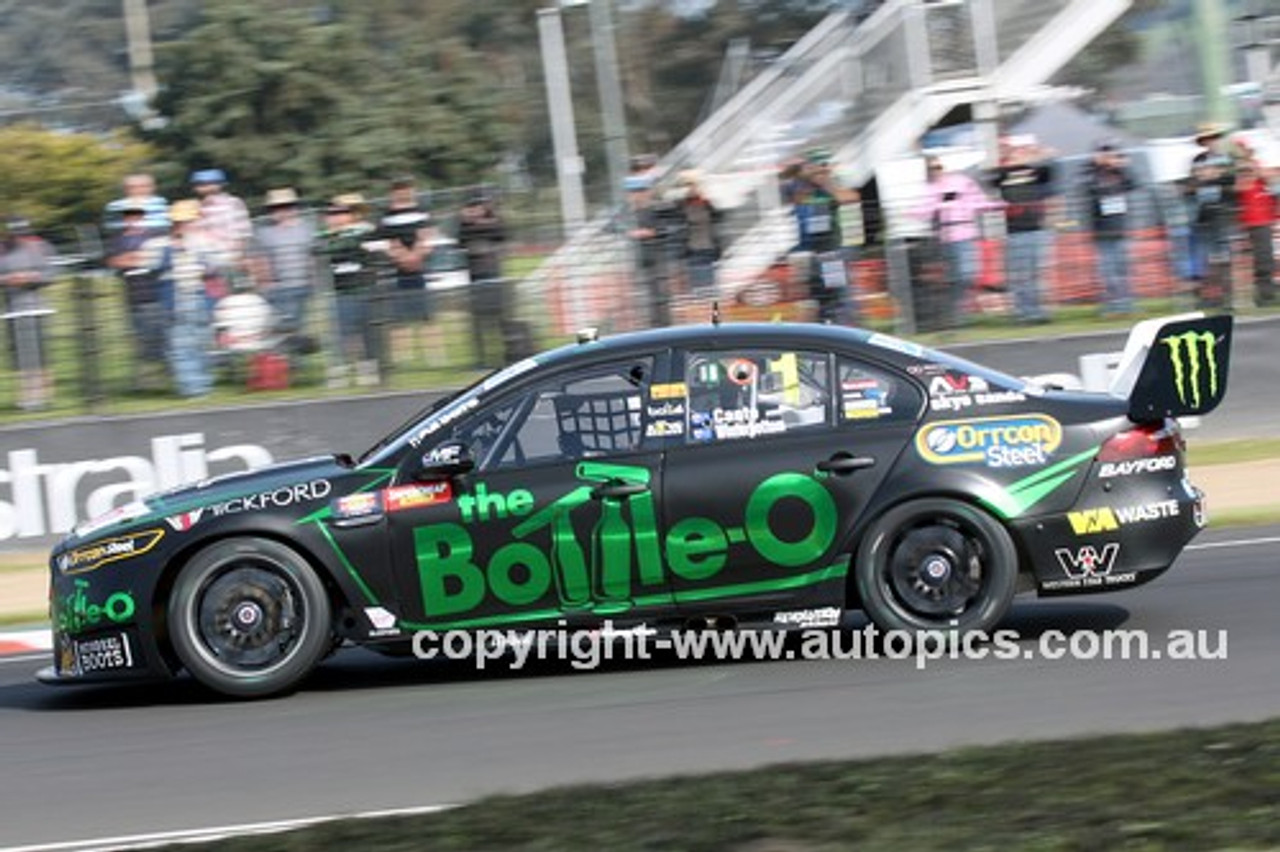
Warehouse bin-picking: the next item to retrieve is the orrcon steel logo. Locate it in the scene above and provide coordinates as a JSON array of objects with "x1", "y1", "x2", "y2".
[{"x1": 1162, "y1": 330, "x2": 1220, "y2": 409}]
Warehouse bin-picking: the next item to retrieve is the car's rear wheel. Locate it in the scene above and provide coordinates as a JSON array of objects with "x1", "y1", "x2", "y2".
[
  {"x1": 854, "y1": 498, "x2": 1018, "y2": 634},
  {"x1": 168, "y1": 537, "x2": 332, "y2": 698}
]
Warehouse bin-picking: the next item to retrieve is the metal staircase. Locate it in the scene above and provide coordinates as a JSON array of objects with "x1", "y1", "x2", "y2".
[{"x1": 527, "y1": 0, "x2": 1135, "y2": 332}]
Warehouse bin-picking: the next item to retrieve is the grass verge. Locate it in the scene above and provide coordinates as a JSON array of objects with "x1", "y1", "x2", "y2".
[{"x1": 160, "y1": 718, "x2": 1280, "y2": 851}]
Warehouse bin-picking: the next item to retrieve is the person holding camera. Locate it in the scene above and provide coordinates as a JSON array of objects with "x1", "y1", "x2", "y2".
[{"x1": 913, "y1": 155, "x2": 998, "y2": 327}]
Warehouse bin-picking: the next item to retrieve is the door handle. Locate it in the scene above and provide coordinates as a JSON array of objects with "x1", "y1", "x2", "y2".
[
  {"x1": 816, "y1": 455, "x2": 876, "y2": 475},
  {"x1": 591, "y1": 479, "x2": 649, "y2": 500}
]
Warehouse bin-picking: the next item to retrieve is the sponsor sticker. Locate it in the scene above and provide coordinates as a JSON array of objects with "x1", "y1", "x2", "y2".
[
  {"x1": 384, "y1": 482, "x2": 452, "y2": 513},
  {"x1": 165, "y1": 508, "x2": 205, "y2": 532},
  {"x1": 1068, "y1": 500, "x2": 1179, "y2": 535},
  {"x1": 410, "y1": 397, "x2": 480, "y2": 447},
  {"x1": 1098, "y1": 456, "x2": 1177, "y2": 478},
  {"x1": 364, "y1": 606, "x2": 401, "y2": 637},
  {"x1": 646, "y1": 401, "x2": 685, "y2": 418},
  {"x1": 70, "y1": 633, "x2": 135, "y2": 675},
  {"x1": 1055, "y1": 543, "x2": 1120, "y2": 579},
  {"x1": 772, "y1": 607, "x2": 841, "y2": 628},
  {"x1": 1162, "y1": 329, "x2": 1222, "y2": 409},
  {"x1": 650, "y1": 382, "x2": 688, "y2": 401},
  {"x1": 645, "y1": 419, "x2": 685, "y2": 438},
  {"x1": 332, "y1": 491, "x2": 384, "y2": 520},
  {"x1": 57, "y1": 529, "x2": 165, "y2": 575},
  {"x1": 208, "y1": 479, "x2": 333, "y2": 518},
  {"x1": 916, "y1": 415, "x2": 1062, "y2": 467}
]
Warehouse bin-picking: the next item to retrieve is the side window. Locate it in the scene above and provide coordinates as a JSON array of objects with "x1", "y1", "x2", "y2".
[
  {"x1": 486, "y1": 358, "x2": 652, "y2": 469},
  {"x1": 838, "y1": 357, "x2": 921, "y2": 424},
  {"x1": 684, "y1": 349, "x2": 830, "y2": 443}
]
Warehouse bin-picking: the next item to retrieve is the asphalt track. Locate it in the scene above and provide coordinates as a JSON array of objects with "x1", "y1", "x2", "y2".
[{"x1": 1, "y1": 525, "x2": 1277, "y2": 850}]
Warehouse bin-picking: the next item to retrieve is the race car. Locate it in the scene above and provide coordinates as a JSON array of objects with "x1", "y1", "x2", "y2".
[{"x1": 39, "y1": 313, "x2": 1232, "y2": 697}]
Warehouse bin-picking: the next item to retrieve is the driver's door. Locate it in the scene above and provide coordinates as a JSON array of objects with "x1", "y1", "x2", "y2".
[{"x1": 386, "y1": 354, "x2": 674, "y2": 631}]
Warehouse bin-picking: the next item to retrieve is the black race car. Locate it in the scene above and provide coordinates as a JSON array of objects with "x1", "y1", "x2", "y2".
[{"x1": 40, "y1": 314, "x2": 1232, "y2": 697}]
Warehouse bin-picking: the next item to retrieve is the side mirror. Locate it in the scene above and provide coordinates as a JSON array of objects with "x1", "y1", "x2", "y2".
[{"x1": 417, "y1": 441, "x2": 476, "y2": 479}]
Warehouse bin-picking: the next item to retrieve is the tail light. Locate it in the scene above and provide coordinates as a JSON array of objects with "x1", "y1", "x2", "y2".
[{"x1": 1097, "y1": 418, "x2": 1184, "y2": 463}]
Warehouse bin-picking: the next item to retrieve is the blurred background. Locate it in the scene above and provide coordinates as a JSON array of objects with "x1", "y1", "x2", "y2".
[{"x1": 0, "y1": 0, "x2": 1275, "y2": 416}]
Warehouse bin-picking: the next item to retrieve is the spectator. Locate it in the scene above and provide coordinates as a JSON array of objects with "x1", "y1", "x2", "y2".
[
  {"x1": 0, "y1": 218, "x2": 56, "y2": 409},
  {"x1": 913, "y1": 154, "x2": 998, "y2": 326},
  {"x1": 141, "y1": 199, "x2": 224, "y2": 398},
  {"x1": 1082, "y1": 141, "x2": 1137, "y2": 316},
  {"x1": 455, "y1": 189, "x2": 508, "y2": 369},
  {"x1": 674, "y1": 170, "x2": 723, "y2": 300},
  {"x1": 1236, "y1": 155, "x2": 1277, "y2": 308},
  {"x1": 104, "y1": 202, "x2": 169, "y2": 391},
  {"x1": 784, "y1": 148, "x2": 859, "y2": 325},
  {"x1": 625, "y1": 173, "x2": 681, "y2": 328},
  {"x1": 190, "y1": 168, "x2": 252, "y2": 293},
  {"x1": 990, "y1": 135, "x2": 1055, "y2": 324},
  {"x1": 251, "y1": 187, "x2": 316, "y2": 336},
  {"x1": 1187, "y1": 124, "x2": 1237, "y2": 309},
  {"x1": 317, "y1": 193, "x2": 382, "y2": 386},
  {"x1": 377, "y1": 175, "x2": 437, "y2": 366},
  {"x1": 103, "y1": 173, "x2": 169, "y2": 235}
]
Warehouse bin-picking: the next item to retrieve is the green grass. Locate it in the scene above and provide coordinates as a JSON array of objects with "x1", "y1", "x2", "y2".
[
  {"x1": 156, "y1": 718, "x2": 1280, "y2": 851},
  {"x1": 1188, "y1": 439, "x2": 1280, "y2": 467}
]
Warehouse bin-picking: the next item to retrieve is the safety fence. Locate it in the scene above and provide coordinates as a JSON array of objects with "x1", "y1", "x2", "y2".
[{"x1": 0, "y1": 183, "x2": 1274, "y2": 419}]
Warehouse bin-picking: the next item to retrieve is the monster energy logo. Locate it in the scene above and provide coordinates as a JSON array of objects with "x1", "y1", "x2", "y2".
[{"x1": 1162, "y1": 331, "x2": 1219, "y2": 409}]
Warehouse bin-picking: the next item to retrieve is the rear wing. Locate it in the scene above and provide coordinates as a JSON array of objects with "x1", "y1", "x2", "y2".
[{"x1": 1110, "y1": 313, "x2": 1233, "y2": 421}]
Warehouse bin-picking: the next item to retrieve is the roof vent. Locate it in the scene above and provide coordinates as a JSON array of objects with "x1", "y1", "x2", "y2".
[{"x1": 576, "y1": 327, "x2": 600, "y2": 344}]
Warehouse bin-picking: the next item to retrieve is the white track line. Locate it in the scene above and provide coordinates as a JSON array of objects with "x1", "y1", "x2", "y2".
[
  {"x1": 0, "y1": 804, "x2": 456, "y2": 852},
  {"x1": 1186, "y1": 535, "x2": 1280, "y2": 551}
]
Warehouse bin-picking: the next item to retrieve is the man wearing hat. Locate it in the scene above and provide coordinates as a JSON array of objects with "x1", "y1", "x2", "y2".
[
  {"x1": 783, "y1": 148, "x2": 860, "y2": 324},
  {"x1": 139, "y1": 199, "x2": 224, "y2": 397},
  {"x1": 456, "y1": 188, "x2": 508, "y2": 368},
  {"x1": 1187, "y1": 123, "x2": 1237, "y2": 308},
  {"x1": 251, "y1": 187, "x2": 316, "y2": 335},
  {"x1": 0, "y1": 218, "x2": 56, "y2": 409},
  {"x1": 190, "y1": 168, "x2": 252, "y2": 277}
]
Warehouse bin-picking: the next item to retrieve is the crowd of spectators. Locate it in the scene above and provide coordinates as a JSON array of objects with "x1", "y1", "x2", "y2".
[{"x1": 89, "y1": 170, "x2": 510, "y2": 398}]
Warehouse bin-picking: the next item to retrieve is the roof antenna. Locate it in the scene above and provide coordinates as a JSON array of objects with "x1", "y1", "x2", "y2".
[{"x1": 711, "y1": 300, "x2": 721, "y2": 327}]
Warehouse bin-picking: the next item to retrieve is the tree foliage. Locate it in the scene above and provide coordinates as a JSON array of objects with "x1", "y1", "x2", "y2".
[{"x1": 0, "y1": 123, "x2": 153, "y2": 231}]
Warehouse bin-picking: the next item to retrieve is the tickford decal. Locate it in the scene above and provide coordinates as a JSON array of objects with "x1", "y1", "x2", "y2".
[
  {"x1": 916, "y1": 414, "x2": 1062, "y2": 467},
  {"x1": 55, "y1": 578, "x2": 137, "y2": 634},
  {"x1": 1162, "y1": 330, "x2": 1221, "y2": 409},
  {"x1": 57, "y1": 528, "x2": 165, "y2": 575},
  {"x1": 413, "y1": 465, "x2": 839, "y2": 619}
]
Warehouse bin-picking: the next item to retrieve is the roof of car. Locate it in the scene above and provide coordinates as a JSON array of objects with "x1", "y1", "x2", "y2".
[{"x1": 535, "y1": 322, "x2": 904, "y2": 368}]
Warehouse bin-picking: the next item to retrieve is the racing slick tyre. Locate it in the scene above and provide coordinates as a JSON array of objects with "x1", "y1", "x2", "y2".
[
  {"x1": 854, "y1": 498, "x2": 1018, "y2": 635},
  {"x1": 168, "y1": 537, "x2": 333, "y2": 698}
]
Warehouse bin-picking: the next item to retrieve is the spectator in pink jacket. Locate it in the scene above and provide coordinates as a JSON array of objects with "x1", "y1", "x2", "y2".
[{"x1": 914, "y1": 156, "x2": 1002, "y2": 326}]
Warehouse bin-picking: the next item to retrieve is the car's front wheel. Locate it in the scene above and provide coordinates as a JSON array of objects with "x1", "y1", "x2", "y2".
[
  {"x1": 854, "y1": 498, "x2": 1018, "y2": 634},
  {"x1": 168, "y1": 537, "x2": 332, "y2": 698}
]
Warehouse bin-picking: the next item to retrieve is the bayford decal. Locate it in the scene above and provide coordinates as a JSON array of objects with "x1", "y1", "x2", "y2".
[
  {"x1": 1163, "y1": 329, "x2": 1221, "y2": 409},
  {"x1": 56, "y1": 578, "x2": 137, "y2": 634},
  {"x1": 57, "y1": 528, "x2": 165, "y2": 575},
  {"x1": 413, "y1": 463, "x2": 837, "y2": 619},
  {"x1": 916, "y1": 415, "x2": 1062, "y2": 467}
]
